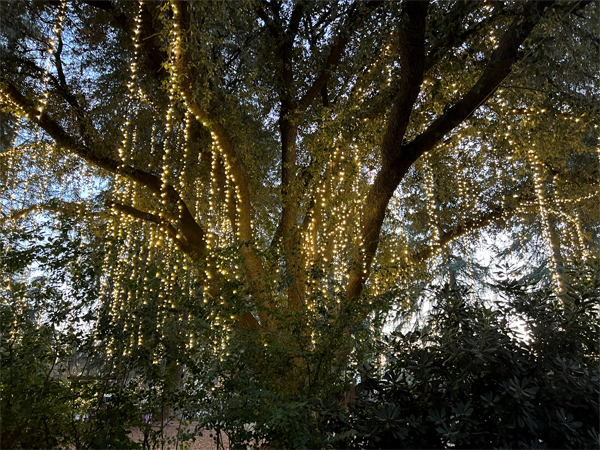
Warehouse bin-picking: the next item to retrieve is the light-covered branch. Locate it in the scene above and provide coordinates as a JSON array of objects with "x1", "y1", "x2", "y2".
[
  {"x1": 345, "y1": 0, "x2": 557, "y2": 299},
  {"x1": 1, "y1": 79, "x2": 207, "y2": 261}
]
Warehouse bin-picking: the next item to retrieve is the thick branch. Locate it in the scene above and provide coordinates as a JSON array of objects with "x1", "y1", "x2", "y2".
[
  {"x1": 173, "y1": 2, "x2": 254, "y2": 245},
  {"x1": 410, "y1": 184, "x2": 551, "y2": 263},
  {"x1": 277, "y1": 3, "x2": 301, "y2": 249},
  {"x1": 277, "y1": 2, "x2": 381, "y2": 300},
  {"x1": 109, "y1": 201, "x2": 204, "y2": 257},
  {"x1": 256, "y1": 1, "x2": 298, "y2": 247},
  {"x1": 345, "y1": 0, "x2": 556, "y2": 300},
  {"x1": 403, "y1": 1, "x2": 556, "y2": 163},
  {"x1": 1, "y1": 79, "x2": 207, "y2": 261},
  {"x1": 413, "y1": 206, "x2": 506, "y2": 263},
  {"x1": 260, "y1": 2, "x2": 308, "y2": 258},
  {"x1": 346, "y1": 0, "x2": 429, "y2": 299},
  {"x1": 111, "y1": 201, "x2": 259, "y2": 329},
  {"x1": 256, "y1": 5, "x2": 283, "y2": 41},
  {"x1": 79, "y1": 0, "x2": 166, "y2": 81},
  {"x1": 173, "y1": 2, "x2": 268, "y2": 314}
]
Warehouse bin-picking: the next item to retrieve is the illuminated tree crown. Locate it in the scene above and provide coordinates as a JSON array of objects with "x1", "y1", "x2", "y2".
[{"x1": 1, "y1": 0, "x2": 598, "y2": 361}]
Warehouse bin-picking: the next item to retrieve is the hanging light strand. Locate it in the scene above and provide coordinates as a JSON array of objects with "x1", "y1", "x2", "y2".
[
  {"x1": 528, "y1": 147, "x2": 564, "y2": 295},
  {"x1": 38, "y1": 1, "x2": 67, "y2": 120}
]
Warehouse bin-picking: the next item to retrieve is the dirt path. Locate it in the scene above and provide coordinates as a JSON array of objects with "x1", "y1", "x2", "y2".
[{"x1": 129, "y1": 424, "x2": 230, "y2": 450}]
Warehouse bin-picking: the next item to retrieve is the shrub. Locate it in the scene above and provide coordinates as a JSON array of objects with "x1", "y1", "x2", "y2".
[{"x1": 335, "y1": 266, "x2": 600, "y2": 449}]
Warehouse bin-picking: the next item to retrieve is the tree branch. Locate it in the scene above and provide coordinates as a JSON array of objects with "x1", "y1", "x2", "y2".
[
  {"x1": 173, "y1": 1, "x2": 268, "y2": 313},
  {"x1": 345, "y1": 0, "x2": 557, "y2": 300},
  {"x1": 413, "y1": 204, "x2": 510, "y2": 263},
  {"x1": 173, "y1": 1, "x2": 254, "y2": 246},
  {"x1": 273, "y1": 2, "x2": 304, "y2": 256},
  {"x1": 255, "y1": 4, "x2": 283, "y2": 41},
  {"x1": 403, "y1": 1, "x2": 556, "y2": 164},
  {"x1": 79, "y1": 0, "x2": 167, "y2": 81},
  {"x1": 276, "y1": 2, "x2": 381, "y2": 304},
  {"x1": 109, "y1": 202, "x2": 259, "y2": 330},
  {"x1": 0, "y1": 199, "x2": 98, "y2": 226},
  {"x1": 424, "y1": 3, "x2": 512, "y2": 72},
  {"x1": 346, "y1": 0, "x2": 429, "y2": 299},
  {"x1": 297, "y1": 1, "x2": 382, "y2": 113},
  {"x1": 109, "y1": 201, "x2": 204, "y2": 257},
  {"x1": 0, "y1": 205, "x2": 38, "y2": 225},
  {"x1": 1, "y1": 78, "x2": 207, "y2": 260}
]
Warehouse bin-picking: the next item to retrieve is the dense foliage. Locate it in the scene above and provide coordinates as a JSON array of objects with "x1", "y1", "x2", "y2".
[
  {"x1": 2, "y1": 222, "x2": 598, "y2": 448},
  {"x1": 341, "y1": 270, "x2": 600, "y2": 449},
  {"x1": 1, "y1": 0, "x2": 599, "y2": 448}
]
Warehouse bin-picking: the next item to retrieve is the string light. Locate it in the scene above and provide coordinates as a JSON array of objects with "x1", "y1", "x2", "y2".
[
  {"x1": 423, "y1": 154, "x2": 440, "y2": 248},
  {"x1": 529, "y1": 147, "x2": 565, "y2": 296},
  {"x1": 38, "y1": 1, "x2": 66, "y2": 120}
]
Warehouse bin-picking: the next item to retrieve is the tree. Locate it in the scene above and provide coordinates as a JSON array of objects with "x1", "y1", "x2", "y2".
[{"x1": 1, "y1": 0, "x2": 599, "y2": 447}]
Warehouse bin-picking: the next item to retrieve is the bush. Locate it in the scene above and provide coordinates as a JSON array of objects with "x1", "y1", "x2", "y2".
[{"x1": 334, "y1": 267, "x2": 600, "y2": 449}]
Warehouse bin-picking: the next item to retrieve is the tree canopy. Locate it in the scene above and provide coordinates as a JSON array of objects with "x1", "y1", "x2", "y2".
[{"x1": 1, "y1": 0, "x2": 599, "y2": 448}]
